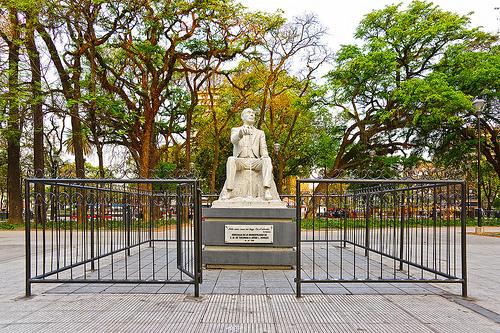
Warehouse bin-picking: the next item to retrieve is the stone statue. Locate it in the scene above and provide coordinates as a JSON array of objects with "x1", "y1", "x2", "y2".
[{"x1": 214, "y1": 108, "x2": 284, "y2": 207}]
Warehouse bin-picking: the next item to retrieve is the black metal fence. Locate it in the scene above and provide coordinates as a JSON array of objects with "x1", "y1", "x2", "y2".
[
  {"x1": 25, "y1": 178, "x2": 202, "y2": 296},
  {"x1": 295, "y1": 179, "x2": 467, "y2": 297}
]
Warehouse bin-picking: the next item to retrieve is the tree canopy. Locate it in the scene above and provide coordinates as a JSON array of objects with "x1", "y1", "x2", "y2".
[{"x1": 0, "y1": 0, "x2": 498, "y2": 223}]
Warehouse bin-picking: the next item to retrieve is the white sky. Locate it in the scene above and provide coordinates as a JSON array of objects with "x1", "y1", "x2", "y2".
[{"x1": 242, "y1": 0, "x2": 500, "y2": 51}]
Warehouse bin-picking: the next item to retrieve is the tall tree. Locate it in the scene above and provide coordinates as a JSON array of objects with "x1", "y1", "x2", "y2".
[
  {"x1": 0, "y1": 6, "x2": 22, "y2": 224},
  {"x1": 91, "y1": 0, "x2": 275, "y2": 177},
  {"x1": 36, "y1": 0, "x2": 88, "y2": 178},
  {"x1": 433, "y1": 42, "x2": 499, "y2": 177},
  {"x1": 324, "y1": 0, "x2": 484, "y2": 175},
  {"x1": 25, "y1": 6, "x2": 46, "y2": 224}
]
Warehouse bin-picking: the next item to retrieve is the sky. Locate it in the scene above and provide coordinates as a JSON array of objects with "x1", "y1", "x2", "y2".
[{"x1": 242, "y1": 0, "x2": 500, "y2": 51}]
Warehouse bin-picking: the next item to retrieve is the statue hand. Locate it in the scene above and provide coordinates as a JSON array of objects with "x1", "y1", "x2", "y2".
[{"x1": 239, "y1": 127, "x2": 251, "y2": 137}]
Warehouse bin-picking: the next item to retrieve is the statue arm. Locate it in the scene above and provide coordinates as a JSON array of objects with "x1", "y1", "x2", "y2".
[
  {"x1": 230, "y1": 127, "x2": 241, "y2": 144},
  {"x1": 259, "y1": 131, "x2": 269, "y2": 158}
]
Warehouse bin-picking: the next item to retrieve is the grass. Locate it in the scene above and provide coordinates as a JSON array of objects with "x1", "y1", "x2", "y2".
[
  {"x1": 1, "y1": 216, "x2": 498, "y2": 231},
  {"x1": 299, "y1": 217, "x2": 500, "y2": 230},
  {"x1": 0, "y1": 217, "x2": 177, "y2": 231}
]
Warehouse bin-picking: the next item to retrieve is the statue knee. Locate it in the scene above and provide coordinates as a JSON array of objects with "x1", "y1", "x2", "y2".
[{"x1": 262, "y1": 156, "x2": 271, "y2": 165}]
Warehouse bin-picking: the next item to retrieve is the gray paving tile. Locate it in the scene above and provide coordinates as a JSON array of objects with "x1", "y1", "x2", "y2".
[
  {"x1": 0, "y1": 323, "x2": 47, "y2": 333},
  {"x1": 318, "y1": 287, "x2": 351, "y2": 295},
  {"x1": 157, "y1": 285, "x2": 188, "y2": 294},
  {"x1": 212, "y1": 287, "x2": 239, "y2": 295},
  {"x1": 266, "y1": 287, "x2": 294, "y2": 295}
]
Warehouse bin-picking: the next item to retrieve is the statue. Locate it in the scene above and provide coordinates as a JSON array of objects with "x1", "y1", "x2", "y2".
[{"x1": 215, "y1": 108, "x2": 283, "y2": 206}]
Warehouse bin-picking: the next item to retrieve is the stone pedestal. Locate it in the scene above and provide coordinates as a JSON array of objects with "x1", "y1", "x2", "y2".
[{"x1": 202, "y1": 207, "x2": 296, "y2": 268}]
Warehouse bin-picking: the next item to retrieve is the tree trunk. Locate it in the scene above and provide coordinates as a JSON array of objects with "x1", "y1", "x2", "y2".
[
  {"x1": 71, "y1": 58, "x2": 85, "y2": 179},
  {"x1": 185, "y1": 106, "x2": 193, "y2": 170},
  {"x1": 276, "y1": 158, "x2": 284, "y2": 195},
  {"x1": 6, "y1": 8, "x2": 22, "y2": 225},
  {"x1": 27, "y1": 17, "x2": 46, "y2": 226},
  {"x1": 97, "y1": 144, "x2": 105, "y2": 178},
  {"x1": 139, "y1": 124, "x2": 153, "y2": 179},
  {"x1": 210, "y1": 137, "x2": 220, "y2": 193}
]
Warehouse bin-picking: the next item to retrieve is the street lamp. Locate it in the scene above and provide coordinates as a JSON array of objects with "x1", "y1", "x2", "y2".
[{"x1": 472, "y1": 98, "x2": 486, "y2": 230}]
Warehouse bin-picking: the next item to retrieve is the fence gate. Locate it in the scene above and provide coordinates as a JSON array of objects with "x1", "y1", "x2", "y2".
[
  {"x1": 25, "y1": 179, "x2": 202, "y2": 297},
  {"x1": 295, "y1": 179, "x2": 467, "y2": 297},
  {"x1": 176, "y1": 183, "x2": 202, "y2": 295}
]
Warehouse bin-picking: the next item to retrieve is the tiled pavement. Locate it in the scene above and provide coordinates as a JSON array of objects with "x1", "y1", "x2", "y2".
[
  {"x1": 46, "y1": 268, "x2": 445, "y2": 296},
  {"x1": 0, "y1": 293, "x2": 498, "y2": 332},
  {"x1": 1, "y1": 230, "x2": 499, "y2": 332}
]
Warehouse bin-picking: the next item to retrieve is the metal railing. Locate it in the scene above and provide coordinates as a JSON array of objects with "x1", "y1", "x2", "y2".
[
  {"x1": 25, "y1": 178, "x2": 202, "y2": 296},
  {"x1": 295, "y1": 179, "x2": 467, "y2": 297}
]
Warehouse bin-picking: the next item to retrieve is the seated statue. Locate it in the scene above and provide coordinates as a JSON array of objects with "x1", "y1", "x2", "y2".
[{"x1": 215, "y1": 108, "x2": 283, "y2": 206}]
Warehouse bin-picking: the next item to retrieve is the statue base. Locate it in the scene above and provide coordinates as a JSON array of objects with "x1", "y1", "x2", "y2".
[
  {"x1": 202, "y1": 207, "x2": 295, "y2": 268},
  {"x1": 210, "y1": 197, "x2": 287, "y2": 209}
]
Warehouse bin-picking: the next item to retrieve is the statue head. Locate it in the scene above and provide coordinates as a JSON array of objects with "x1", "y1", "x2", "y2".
[{"x1": 241, "y1": 108, "x2": 257, "y2": 126}]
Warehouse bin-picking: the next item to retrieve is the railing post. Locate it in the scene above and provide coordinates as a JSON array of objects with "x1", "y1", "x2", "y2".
[
  {"x1": 197, "y1": 185, "x2": 203, "y2": 285},
  {"x1": 295, "y1": 179, "x2": 301, "y2": 298},
  {"x1": 399, "y1": 192, "x2": 405, "y2": 271},
  {"x1": 343, "y1": 194, "x2": 348, "y2": 248},
  {"x1": 25, "y1": 179, "x2": 32, "y2": 297},
  {"x1": 125, "y1": 193, "x2": 131, "y2": 256},
  {"x1": 365, "y1": 193, "x2": 370, "y2": 256},
  {"x1": 149, "y1": 194, "x2": 153, "y2": 247},
  {"x1": 90, "y1": 192, "x2": 95, "y2": 270},
  {"x1": 176, "y1": 185, "x2": 182, "y2": 269},
  {"x1": 461, "y1": 182, "x2": 468, "y2": 297},
  {"x1": 194, "y1": 181, "x2": 201, "y2": 297}
]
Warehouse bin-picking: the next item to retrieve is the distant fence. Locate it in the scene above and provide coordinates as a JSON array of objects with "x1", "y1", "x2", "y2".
[{"x1": 295, "y1": 179, "x2": 467, "y2": 297}]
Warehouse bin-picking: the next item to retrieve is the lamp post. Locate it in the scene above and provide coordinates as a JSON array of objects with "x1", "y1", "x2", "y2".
[
  {"x1": 472, "y1": 98, "x2": 486, "y2": 230},
  {"x1": 273, "y1": 142, "x2": 281, "y2": 155},
  {"x1": 273, "y1": 143, "x2": 281, "y2": 192}
]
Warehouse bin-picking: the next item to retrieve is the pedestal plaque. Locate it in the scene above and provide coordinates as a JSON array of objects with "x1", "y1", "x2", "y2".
[{"x1": 225, "y1": 225, "x2": 273, "y2": 243}]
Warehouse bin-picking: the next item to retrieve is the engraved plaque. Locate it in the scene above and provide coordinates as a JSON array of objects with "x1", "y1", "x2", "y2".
[{"x1": 225, "y1": 225, "x2": 273, "y2": 243}]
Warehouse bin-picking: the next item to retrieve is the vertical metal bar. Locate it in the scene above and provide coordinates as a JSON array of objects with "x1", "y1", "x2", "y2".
[
  {"x1": 393, "y1": 191, "x2": 398, "y2": 277},
  {"x1": 149, "y1": 193, "x2": 153, "y2": 247},
  {"x1": 399, "y1": 192, "x2": 405, "y2": 271},
  {"x1": 90, "y1": 193, "x2": 95, "y2": 271},
  {"x1": 295, "y1": 179, "x2": 301, "y2": 298},
  {"x1": 433, "y1": 186, "x2": 438, "y2": 278},
  {"x1": 365, "y1": 194, "x2": 370, "y2": 257},
  {"x1": 460, "y1": 182, "x2": 468, "y2": 297},
  {"x1": 325, "y1": 184, "x2": 329, "y2": 279},
  {"x1": 126, "y1": 194, "x2": 131, "y2": 256},
  {"x1": 379, "y1": 193, "x2": 384, "y2": 279},
  {"x1": 197, "y1": 185, "x2": 203, "y2": 284},
  {"x1": 343, "y1": 194, "x2": 347, "y2": 248},
  {"x1": 25, "y1": 180, "x2": 32, "y2": 297},
  {"x1": 176, "y1": 185, "x2": 182, "y2": 269},
  {"x1": 151, "y1": 192, "x2": 156, "y2": 280},
  {"x1": 193, "y1": 181, "x2": 201, "y2": 297}
]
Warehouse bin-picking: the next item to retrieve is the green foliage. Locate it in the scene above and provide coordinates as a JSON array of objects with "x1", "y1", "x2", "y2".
[
  {"x1": 299, "y1": 217, "x2": 500, "y2": 230},
  {"x1": 324, "y1": 0, "x2": 490, "y2": 174}
]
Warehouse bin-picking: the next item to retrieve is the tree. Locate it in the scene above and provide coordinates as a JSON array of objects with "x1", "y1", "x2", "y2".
[
  {"x1": 0, "y1": 5, "x2": 23, "y2": 224},
  {"x1": 36, "y1": 9, "x2": 84, "y2": 178},
  {"x1": 323, "y1": 1, "x2": 486, "y2": 175},
  {"x1": 90, "y1": 0, "x2": 274, "y2": 178},
  {"x1": 433, "y1": 42, "x2": 499, "y2": 177},
  {"x1": 204, "y1": 14, "x2": 330, "y2": 193},
  {"x1": 0, "y1": 142, "x2": 7, "y2": 212}
]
